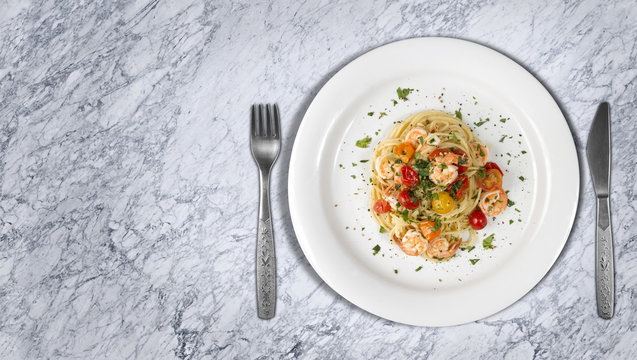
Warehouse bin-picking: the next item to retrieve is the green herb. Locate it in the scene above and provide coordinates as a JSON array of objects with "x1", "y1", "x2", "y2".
[
  {"x1": 352, "y1": 163, "x2": 357, "y2": 167},
  {"x1": 509, "y1": 220, "x2": 514, "y2": 224},
  {"x1": 439, "y1": 163, "x2": 448, "y2": 169},
  {"x1": 500, "y1": 118, "x2": 507, "y2": 123},
  {"x1": 372, "y1": 245, "x2": 381, "y2": 255},
  {"x1": 339, "y1": 164, "x2": 344, "y2": 168},
  {"x1": 469, "y1": 259, "x2": 480, "y2": 265},
  {"x1": 367, "y1": 112, "x2": 374, "y2": 116},
  {"x1": 379, "y1": 112, "x2": 388, "y2": 118},
  {"x1": 429, "y1": 138, "x2": 435, "y2": 144},
  {"x1": 477, "y1": 168, "x2": 486, "y2": 178},
  {"x1": 451, "y1": 132, "x2": 460, "y2": 143},
  {"x1": 432, "y1": 192, "x2": 439, "y2": 200},
  {"x1": 482, "y1": 234, "x2": 495, "y2": 249},
  {"x1": 458, "y1": 156, "x2": 468, "y2": 165},
  {"x1": 418, "y1": 136, "x2": 424, "y2": 145},
  {"x1": 515, "y1": 208, "x2": 521, "y2": 213},
  {"x1": 394, "y1": 269, "x2": 398, "y2": 274},
  {"x1": 507, "y1": 199, "x2": 515, "y2": 207},
  {"x1": 499, "y1": 135, "x2": 507, "y2": 143},
  {"x1": 379, "y1": 226, "x2": 386, "y2": 233},
  {"x1": 351, "y1": 175, "x2": 356, "y2": 179},
  {"x1": 471, "y1": 193, "x2": 478, "y2": 200},
  {"x1": 392, "y1": 99, "x2": 398, "y2": 106},
  {"x1": 474, "y1": 118, "x2": 489, "y2": 127},
  {"x1": 355, "y1": 136, "x2": 372, "y2": 148},
  {"x1": 360, "y1": 159, "x2": 369, "y2": 163},
  {"x1": 415, "y1": 266, "x2": 423, "y2": 272},
  {"x1": 521, "y1": 150, "x2": 527, "y2": 154},
  {"x1": 396, "y1": 87, "x2": 413, "y2": 100},
  {"x1": 455, "y1": 110, "x2": 463, "y2": 120},
  {"x1": 400, "y1": 210, "x2": 410, "y2": 222},
  {"x1": 466, "y1": 245, "x2": 475, "y2": 252},
  {"x1": 449, "y1": 179, "x2": 463, "y2": 200},
  {"x1": 519, "y1": 176, "x2": 525, "y2": 181},
  {"x1": 432, "y1": 218, "x2": 442, "y2": 232}
]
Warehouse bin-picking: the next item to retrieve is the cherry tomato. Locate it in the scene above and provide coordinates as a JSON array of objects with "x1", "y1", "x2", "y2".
[
  {"x1": 485, "y1": 162, "x2": 503, "y2": 176},
  {"x1": 468, "y1": 209, "x2": 488, "y2": 230},
  {"x1": 394, "y1": 142, "x2": 415, "y2": 163},
  {"x1": 453, "y1": 149, "x2": 469, "y2": 174},
  {"x1": 427, "y1": 148, "x2": 449, "y2": 160},
  {"x1": 431, "y1": 191, "x2": 455, "y2": 214},
  {"x1": 447, "y1": 175, "x2": 469, "y2": 199},
  {"x1": 419, "y1": 220, "x2": 442, "y2": 241},
  {"x1": 477, "y1": 168, "x2": 503, "y2": 191},
  {"x1": 398, "y1": 190, "x2": 420, "y2": 210},
  {"x1": 373, "y1": 199, "x2": 391, "y2": 214},
  {"x1": 400, "y1": 165, "x2": 419, "y2": 187}
]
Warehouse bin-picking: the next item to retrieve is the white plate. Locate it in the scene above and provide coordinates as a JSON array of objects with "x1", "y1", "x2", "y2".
[{"x1": 288, "y1": 37, "x2": 579, "y2": 326}]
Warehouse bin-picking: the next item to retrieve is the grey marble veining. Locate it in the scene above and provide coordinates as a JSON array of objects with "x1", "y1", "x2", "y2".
[{"x1": 0, "y1": 0, "x2": 635, "y2": 359}]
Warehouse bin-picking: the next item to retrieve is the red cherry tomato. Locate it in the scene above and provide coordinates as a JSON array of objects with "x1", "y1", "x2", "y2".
[
  {"x1": 485, "y1": 162, "x2": 503, "y2": 176},
  {"x1": 469, "y1": 209, "x2": 488, "y2": 230},
  {"x1": 400, "y1": 165, "x2": 419, "y2": 188},
  {"x1": 477, "y1": 168, "x2": 503, "y2": 191},
  {"x1": 398, "y1": 190, "x2": 420, "y2": 210},
  {"x1": 453, "y1": 150, "x2": 469, "y2": 174},
  {"x1": 427, "y1": 148, "x2": 449, "y2": 160},
  {"x1": 373, "y1": 199, "x2": 391, "y2": 214},
  {"x1": 447, "y1": 175, "x2": 469, "y2": 199}
]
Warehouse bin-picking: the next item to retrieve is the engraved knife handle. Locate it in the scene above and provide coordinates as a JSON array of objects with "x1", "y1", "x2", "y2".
[
  {"x1": 256, "y1": 170, "x2": 276, "y2": 319},
  {"x1": 595, "y1": 196, "x2": 614, "y2": 319}
]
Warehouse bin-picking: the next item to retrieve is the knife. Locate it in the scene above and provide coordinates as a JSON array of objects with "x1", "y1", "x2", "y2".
[{"x1": 585, "y1": 102, "x2": 614, "y2": 319}]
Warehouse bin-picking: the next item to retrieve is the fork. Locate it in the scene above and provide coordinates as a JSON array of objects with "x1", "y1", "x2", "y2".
[{"x1": 250, "y1": 104, "x2": 281, "y2": 319}]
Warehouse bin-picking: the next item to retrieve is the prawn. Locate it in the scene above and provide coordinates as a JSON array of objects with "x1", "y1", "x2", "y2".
[
  {"x1": 426, "y1": 236, "x2": 460, "y2": 260},
  {"x1": 395, "y1": 230, "x2": 428, "y2": 256},
  {"x1": 479, "y1": 188, "x2": 508, "y2": 216},
  {"x1": 405, "y1": 127, "x2": 429, "y2": 148}
]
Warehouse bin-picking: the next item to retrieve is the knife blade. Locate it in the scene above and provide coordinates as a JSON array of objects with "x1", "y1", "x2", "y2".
[{"x1": 585, "y1": 102, "x2": 614, "y2": 319}]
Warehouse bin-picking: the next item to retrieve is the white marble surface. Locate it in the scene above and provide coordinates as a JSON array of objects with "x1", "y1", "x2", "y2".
[{"x1": 0, "y1": 0, "x2": 636, "y2": 359}]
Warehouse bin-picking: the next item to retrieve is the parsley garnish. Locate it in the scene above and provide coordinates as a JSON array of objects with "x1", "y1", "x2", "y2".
[
  {"x1": 372, "y1": 245, "x2": 380, "y2": 255},
  {"x1": 415, "y1": 266, "x2": 423, "y2": 272},
  {"x1": 455, "y1": 110, "x2": 463, "y2": 120},
  {"x1": 360, "y1": 159, "x2": 368, "y2": 163},
  {"x1": 367, "y1": 112, "x2": 374, "y2": 116},
  {"x1": 482, "y1": 234, "x2": 495, "y2": 249},
  {"x1": 418, "y1": 136, "x2": 424, "y2": 145},
  {"x1": 500, "y1": 118, "x2": 507, "y2": 123},
  {"x1": 351, "y1": 162, "x2": 357, "y2": 167},
  {"x1": 451, "y1": 132, "x2": 460, "y2": 143},
  {"x1": 392, "y1": 99, "x2": 398, "y2": 106},
  {"x1": 432, "y1": 192, "x2": 439, "y2": 200},
  {"x1": 400, "y1": 210, "x2": 409, "y2": 222},
  {"x1": 509, "y1": 219, "x2": 514, "y2": 225},
  {"x1": 379, "y1": 112, "x2": 388, "y2": 118},
  {"x1": 355, "y1": 136, "x2": 372, "y2": 148},
  {"x1": 466, "y1": 245, "x2": 475, "y2": 252},
  {"x1": 519, "y1": 176, "x2": 525, "y2": 181},
  {"x1": 396, "y1": 87, "x2": 413, "y2": 100},
  {"x1": 477, "y1": 168, "x2": 486, "y2": 178},
  {"x1": 474, "y1": 118, "x2": 489, "y2": 127},
  {"x1": 521, "y1": 150, "x2": 527, "y2": 154},
  {"x1": 469, "y1": 259, "x2": 480, "y2": 265},
  {"x1": 351, "y1": 175, "x2": 356, "y2": 179},
  {"x1": 507, "y1": 199, "x2": 515, "y2": 207},
  {"x1": 394, "y1": 269, "x2": 398, "y2": 274},
  {"x1": 449, "y1": 180, "x2": 463, "y2": 200},
  {"x1": 499, "y1": 135, "x2": 507, "y2": 143},
  {"x1": 458, "y1": 156, "x2": 468, "y2": 165},
  {"x1": 379, "y1": 226, "x2": 386, "y2": 233}
]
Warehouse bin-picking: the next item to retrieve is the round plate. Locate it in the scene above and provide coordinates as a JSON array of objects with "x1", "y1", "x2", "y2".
[{"x1": 288, "y1": 37, "x2": 579, "y2": 326}]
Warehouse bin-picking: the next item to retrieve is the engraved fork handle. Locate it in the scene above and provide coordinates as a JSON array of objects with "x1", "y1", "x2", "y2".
[
  {"x1": 595, "y1": 196, "x2": 614, "y2": 319},
  {"x1": 256, "y1": 169, "x2": 276, "y2": 319}
]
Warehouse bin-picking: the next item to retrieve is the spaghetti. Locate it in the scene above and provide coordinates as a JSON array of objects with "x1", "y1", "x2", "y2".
[{"x1": 369, "y1": 110, "x2": 508, "y2": 262}]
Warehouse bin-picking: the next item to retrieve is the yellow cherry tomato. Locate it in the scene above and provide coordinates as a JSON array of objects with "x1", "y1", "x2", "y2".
[{"x1": 431, "y1": 191, "x2": 455, "y2": 214}]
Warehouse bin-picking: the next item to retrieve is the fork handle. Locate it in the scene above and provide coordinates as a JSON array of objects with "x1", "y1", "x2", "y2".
[{"x1": 256, "y1": 170, "x2": 276, "y2": 319}]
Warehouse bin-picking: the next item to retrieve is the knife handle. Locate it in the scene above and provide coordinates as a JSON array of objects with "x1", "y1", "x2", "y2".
[{"x1": 595, "y1": 196, "x2": 614, "y2": 319}]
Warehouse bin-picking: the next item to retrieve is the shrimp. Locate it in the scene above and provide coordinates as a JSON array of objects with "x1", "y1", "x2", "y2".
[
  {"x1": 471, "y1": 142, "x2": 489, "y2": 166},
  {"x1": 429, "y1": 160, "x2": 458, "y2": 186},
  {"x1": 396, "y1": 230, "x2": 428, "y2": 256},
  {"x1": 405, "y1": 127, "x2": 429, "y2": 148},
  {"x1": 479, "y1": 188, "x2": 508, "y2": 216},
  {"x1": 375, "y1": 154, "x2": 398, "y2": 179},
  {"x1": 426, "y1": 236, "x2": 460, "y2": 260},
  {"x1": 382, "y1": 179, "x2": 403, "y2": 209}
]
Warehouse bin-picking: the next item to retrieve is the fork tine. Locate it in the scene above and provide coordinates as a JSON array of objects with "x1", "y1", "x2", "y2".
[
  {"x1": 260, "y1": 104, "x2": 267, "y2": 137},
  {"x1": 251, "y1": 104, "x2": 258, "y2": 137},
  {"x1": 265, "y1": 104, "x2": 272, "y2": 137},
  {"x1": 273, "y1": 104, "x2": 280, "y2": 138}
]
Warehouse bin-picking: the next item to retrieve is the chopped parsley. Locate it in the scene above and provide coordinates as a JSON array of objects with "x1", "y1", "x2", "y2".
[
  {"x1": 432, "y1": 218, "x2": 442, "y2": 232},
  {"x1": 477, "y1": 167, "x2": 486, "y2": 178},
  {"x1": 451, "y1": 132, "x2": 460, "y2": 143},
  {"x1": 469, "y1": 259, "x2": 480, "y2": 265},
  {"x1": 418, "y1": 136, "x2": 424, "y2": 145},
  {"x1": 509, "y1": 219, "x2": 514, "y2": 224},
  {"x1": 360, "y1": 159, "x2": 369, "y2": 163},
  {"x1": 432, "y1": 192, "x2": 439, "y2": 200},
  {"x1": 474, "y1": 118, "x2": 489, "y2": 127},
  {"x1": 458, "y1": 156, "x2": 468, "y2": 165},
  {"x1": 396, "y1": 87, "x2": 413, "y2": 100},
  {"x1": 355, "y1": 136, "x2": 372, "y2": 148},
  {"x1": 394, "y1": 269, "x2": 398, "y2": 274},
  {"x1": 372, "y1": 245, "x2": 381, "y2": 255},
  {"x1": 519, "y1": 176, "x2": 526, "y2": 181},
  {"x1": 379, "y1": 112, "x2": 388, "y2": 118},
  {"x1": 455, "y1": 110, "x2": 463, "y2": 120},
  {"x1": 521, "y1": 150, "x2": 527, "y2": 154},
  {"x1": 482, "y1": 234, "x2": 495, "y2": 249},
  {"x1": 350, "y1": 175, "x2": 356, "y2": 179},
  {"x1": 415, "y1": 266, "x2": 423, "y2": 272},
  {"x1": 499, "y1": 135, "x2": 507, "y2": 143},
  {"x1": 466, "y1": 245, "x2": 475, "y2": 252},
  {"x1": 449, "y1": 180, "x2": 463, "y2": 200},
  {"x1": 400, "y1": 209, "x2": 410, "y2": 222},
  {"x1": 367, "y1": 112, "x2": 374, "y2": 116},
  {"x1": 351, "y1": 162, "x2": 357, "y2": 167},
  {"x1": 379, "y1": 226, "x2": 386, "y2": 233},
  {"x1": 392, "y1": 99, "x2": 398, "y2": 106},
  {"x1": 500, "y1": 118, "x2": 507, "y2": 123},
  {"x1": 515, "y1": 208, "x2": 521, "y2": 213},
  {"x1": 507, "y1": 199, "x2": 515, "y2": 207}
]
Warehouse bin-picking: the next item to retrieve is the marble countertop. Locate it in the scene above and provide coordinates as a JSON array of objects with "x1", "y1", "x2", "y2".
[{"x1": 1, "y1": 0, "x2": 635, "y2": 359}]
